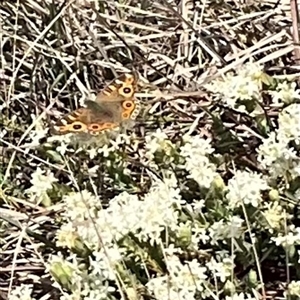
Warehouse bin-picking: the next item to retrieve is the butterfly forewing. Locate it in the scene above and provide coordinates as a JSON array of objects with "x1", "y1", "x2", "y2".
[{"x1": 97, "y1": 73, "x2": 137, "y2": 102}]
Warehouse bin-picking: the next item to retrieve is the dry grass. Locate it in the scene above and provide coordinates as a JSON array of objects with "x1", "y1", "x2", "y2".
[{"x1": 1, "y1": 0, "x2": 300, "y2": 299}]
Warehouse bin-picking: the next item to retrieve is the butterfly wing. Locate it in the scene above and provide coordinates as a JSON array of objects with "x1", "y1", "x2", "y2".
[
  {"x1": 52, "y1": 72, "x2": 139, "y2": 135},
  {"x1": 95, "y1": 73, "x2": 139, "y2": 121},
  {"x1": 52, "y1": 106, "x2": 118, "y2": 135}
]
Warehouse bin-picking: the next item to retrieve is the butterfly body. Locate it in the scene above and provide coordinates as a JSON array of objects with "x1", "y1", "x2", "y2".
[{"x1": 52, "y1": 73, "x2": 140, "y2": 135}]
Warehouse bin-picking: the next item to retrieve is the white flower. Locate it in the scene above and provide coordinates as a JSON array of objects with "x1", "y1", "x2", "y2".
[
  {"x1": 146, "y1": 276, "x2": 179, "y2": 300},
  {"x1": 204, "y1": 63, "x2": 264, "y2": 110},
  {"x1": 26, "y1": 167, "x2": 57, "y2": 196},
  {"x1": 98, "y1": 192, "x2": 143, "y2": 242},
  {"x1": 145, "y1": 129, "x2": 174, "y2": 161},
  {"x1": 257, "y1": 131, "x2": 299, "y2": 179},
  {"x1": 191, "y1": 199, "x2": 206, "y2": 213},
  {"x1": 181, "y1": 135, "x2": 217, "y2": 188},
  {"x1": 62, "y1": 190, "x2": 101, "y2": 222},
  {"x1": 87, "y1": 147, "x2": 98, "y2": 159},
  {"x1": 287, "y1": 280, "x2": 300, "y2": 296},
  {"x1": 270, "y1": 81, "x2": 300, "y2": 105},
  {"x1": 262, "y1": 201, "x2": 287, "y2": 233},
  {"x1": 113, "y1": 133, "x2": 131, "y2": 146},
  {"x1": 56, "y1": 222, "x2": 80, "y2": 249},
  {"x1": 48, "y1": 254, "x2": 114, "y2": 300},
  {"x1": 182, "y1": 134, "x2": 214, "y2": 156},
  {"x1": 62, "y1": 192, "x2": 141, "y2": 249},
  {"x1": 8, "y1": 284, "x2": 35, "y2": 300},
  {"x1": 97, "y1": 144, "x2": 113, "y2": 157},
  {"x1": 208, "y1": 217, "x2": 244, "y2": 244},
  {"x1": 56, "y1": 141, "x2": 71, "y2": 155},
  {"x1": 226, "y1": 170, "x2": 269, "y2": 208},
  {"x1": 135, "y1": 177, "x2": 183, "y2": 244},
  {"x1": 225, "y1": 292, "x2": 257, "y2": 300},
  {"x1": 191, "y1": 223, "x2": 210, "y2": 246},
  {"x1": 278, "y1": 103, "x2": 300, "y2": 144},
  {"x1": 257, "y1": 104, "x2": 300, "y2": 179},
  {"x1": 208, "y1": 220, "x2": 226, "y2": 244},
  {"x1": 226, "y1": 216, "x2": 244, "y2": 238},
  {"x1": 59, "y1": 176, "x2": 184, "y2": 250},
  {"x1": 258, "y1": 134, "x2": 295, "y2": 167},
  {"x1": 89, "y1": 248, "x2": 121, "y2": 281},
  {"x1": 258, "y1": 132, "x2": 288, "y2": 166},
  {"x1": 29, "y1": 126, "x2": 48, "y2": 146},
  {"x1": 206, "y1": 258, "x2": 233, "y2": 283},
  {"x1": 47, "y1": 133, "x2": 72, "y2": 144},
  {"x1": 146, "y1": 255, "x2": 207, "y2": 300},
  {"x1": 271, "y1": 226, "x2": 300, "y2": 248}
]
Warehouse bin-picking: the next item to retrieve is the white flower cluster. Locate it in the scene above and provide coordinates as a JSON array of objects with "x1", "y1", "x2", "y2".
[
  {"x1": 204, "y1": 62, "x2": 264, "y2": 111},
  {"x1": 269, "y1": 81, "x2": 300, "y2": 105},
  {"x1": 143, "y1": 131, "x2": 218, "y2": 189},
  {"x1": 262, "y1": 201, "x2": 287, "y2": 233},
  {"x1": 278, "y1": 103, "x2": 300, "y2": 145},
  {"x1": 26, "y1": 167, "x2": 57, "y2": 197},
  {"x1": 226, "y1": 170, "x2": 269, "y2": 208},
  {"x1": 26, "y1": 167, "x2": 57, "y2": 205},
  {"x1": 55, "y1": 170, "x2": 257, "y2": 299},
  {"x1": 48, "y1": 254, "x2": 116, "y2": 300},
  {"x1": 225, "y1": 293, "x2": 257, "y2": 300},
  {"x1": 8, "y1": 284, "x2": 35, "y2": 300},
  {"x1": 96, "y1": 133, "x2": 137, "y2": 158},
  {"x1": 271, "y1": 225, "x2": 300, "y2": 248},
  {"x1": 258, "y1": 104, "x2": 300, "y2": 179},
  {"x1": 145, "y1": 129, "x2": 175, "y2": 165},
  {"x1": 146, "y1": 254, "x2": 209, "y2": 300},
  {"x1": 54, "y1": 177, "x2": 185, "y2": 297},
  {"x1": 208, "y1": 216, "x2": 244, "y2": 244},
  {"x1": 28, "y1": 114, "x2": 49, "y2": 146},
  {"x1": 180, "y1": 135, "x2": 217, "y2": 188},
  {"x1": 190, "y1": 222, "x2": 210, "y2": 246},
  {"x1": 206, "y1": 257, "x2": 233, "y2": 283},
  {"x1": 57, "y1": 177, "x2": 183, "y2": 249},
  {"x1": 51, "y1": 131, "x2": 138, "y2": 159},
  {"x1": 287, "y1": 280, "x2": 300, "y2": 297},
  {"x1": 61, "y1": 190, "x2": 101, "y2": 221}
]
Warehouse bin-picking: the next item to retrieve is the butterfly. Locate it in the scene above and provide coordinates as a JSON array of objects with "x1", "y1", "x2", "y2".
[{"x1": 52, "y1": 73, "x2": 140, "y2": 136}]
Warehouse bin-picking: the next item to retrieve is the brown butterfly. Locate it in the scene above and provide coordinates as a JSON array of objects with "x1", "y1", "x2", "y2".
[{"x1": 52, "y1": 73, "x2": 140, "y2": 135}]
